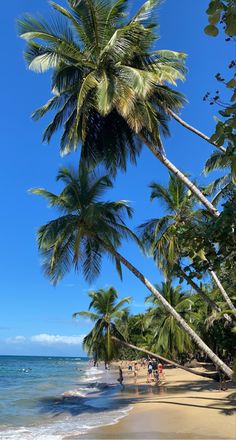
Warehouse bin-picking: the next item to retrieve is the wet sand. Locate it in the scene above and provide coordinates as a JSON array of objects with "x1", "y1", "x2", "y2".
[{"x1": 81, "y1": 366, "x2": 236, "y2": 440}]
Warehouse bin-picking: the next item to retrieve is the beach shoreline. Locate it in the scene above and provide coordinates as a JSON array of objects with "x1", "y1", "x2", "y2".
[{"x1": 80, "y1": 364, "x2": 236, "y2": 440}]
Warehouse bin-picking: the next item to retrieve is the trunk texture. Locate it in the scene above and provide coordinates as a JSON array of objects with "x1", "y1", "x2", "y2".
[
  {"x1": 142, "y1": 138, "x2": 220, "y2": 217},
  {"x1": 112, "y1": 337, "x2": 219, "y2": 381},
  {"x1": 179, "y1": 268, "x2": 233, "y2": 324},
  {"x1": 169, "y1": 110, "x2": 226, "y2": 153},
  {"x1": 103, "y1": 243, "x2": 233, "y2": 379},
  {"x1": 210, "y1": 270, "x2": 236, "y2": 312}
]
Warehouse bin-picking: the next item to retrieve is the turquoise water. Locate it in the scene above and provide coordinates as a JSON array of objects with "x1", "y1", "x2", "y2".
[{"x1": 0, "y1": 356, "x2": 131, "y2": 439}]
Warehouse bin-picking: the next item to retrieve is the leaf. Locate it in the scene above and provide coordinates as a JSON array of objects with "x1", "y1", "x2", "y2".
[
  {"x1": 225, "y1": 11, "x2": 236, "y2": 36},
  {"x1": 208, "y1": 11, "x2": 221, "y2": 25},
  {"x1": 224, "y1": 105, "x2": 236, "y2": 116},
  {"x1": 231, "y1": 156, "x2": 236, "y2": 184},
  {"x1": 131, "y1": 0, "x2": 158, "y2": 23},
  {"x1": 231, "y1": 90, "x2": 236, "y2": 102},
  {"x1": 97, "y1": 72, "x2": 114, "y2": 115},
  {"x1": 204, "y1": 24, "x2": 219, "y2": 36},
  {"x1": 206, "y1": 0, "x2": 222, "y2": 15},
  {"x1": 77, "y1": 72, "x2": 98, "y2": 113},
  {"x1": 226, "y1": 79, "x2": 236, "y2": 88}
]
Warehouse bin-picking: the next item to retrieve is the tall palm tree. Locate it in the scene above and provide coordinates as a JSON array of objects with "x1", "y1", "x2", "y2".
[
  {"x1": 18, "y1": 0, "x2": 219, "y2": 216},
  {"x1": 139, "y1": 174, "x2": 235, "y2": 315},
  {"x1": 30, "y1": 164, "x2": 233, "y2": 377},
  {"x1": 73, "y1": 287, "x2": 130, "y2": 363},
  {"x1": 145, "y1": 281, "x2": 195, "y2": 359}
]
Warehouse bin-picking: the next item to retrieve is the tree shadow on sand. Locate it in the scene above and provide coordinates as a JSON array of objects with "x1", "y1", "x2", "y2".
[{"x1": 37, "y1": 381, "x2": 236, "y2": 419}]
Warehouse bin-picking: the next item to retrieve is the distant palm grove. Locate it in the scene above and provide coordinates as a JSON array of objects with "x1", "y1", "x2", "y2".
[{"x1": 18, "y1": 0, "x2": 236, "y2": 380}]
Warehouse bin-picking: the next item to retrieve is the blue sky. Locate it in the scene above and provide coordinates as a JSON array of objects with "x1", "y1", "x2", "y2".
[{"x1": 0, "y1": 0, "x2": 232, "y2": 356}]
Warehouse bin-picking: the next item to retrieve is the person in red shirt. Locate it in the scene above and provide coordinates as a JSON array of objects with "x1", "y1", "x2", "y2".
[{"x1": 158, "y1": 362, "x2": 164, "y2": 381}]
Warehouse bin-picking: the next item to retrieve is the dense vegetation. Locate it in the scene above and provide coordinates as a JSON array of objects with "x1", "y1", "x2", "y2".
[{"x1": 18, "y1": 0, "x2": 236, "y2": 379}]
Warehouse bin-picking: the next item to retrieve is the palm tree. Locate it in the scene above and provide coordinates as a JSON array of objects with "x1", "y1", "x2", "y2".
[
  {"x1": 203, "y1": 148, "x2": 235, "y2": 207},
  {"x1": 18, "y1": 0, "x2": 219, "y2": 216},
  {"x1": 112, "y1": 337, "x2": 220, "y2": 380},
  {"x1": 139, "y1": 174, "x2": 235, "y2": 316},
  {"x1": 145, "y1": 281, "x2": 195, "y2": 359},
  {"x1": 30, "y1": 164, "x2": 233, "y2": 378},
  {"x1": 73, "y1": 287, "x2": 130, "y2": 363}
]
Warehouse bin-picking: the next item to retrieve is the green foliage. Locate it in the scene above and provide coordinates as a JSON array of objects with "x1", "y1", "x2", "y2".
[
  {"x1": 175, "y1": 193, "x2": 236, "y2": 285},
  {"x1": 115, "y1": 313, "x2": 149, "y2": 359},
  {"x1": 18, "y1": 0, "x2": 186, "y2": 173},
  {"x1": 204, "y1": 1, "x2": 236, "y2": 170},
  {"x1": 139, "y1": 173, "x2": 196, "y2": 276},
  {"x1": 204, "y1": 1, "x2": 236, "y2": 37},
  {"x1": 145, "y1": 281, "x2": 195, "y2": 359},
  {"x1": 30, "y1": 164, "x2": 137, "y2": 284},
  {"x1": 203, "y1": 145, "x2": 236, "y2": 206},
  {"x1": 73, "y1": 287, "x2": 130, "y2": 362}
]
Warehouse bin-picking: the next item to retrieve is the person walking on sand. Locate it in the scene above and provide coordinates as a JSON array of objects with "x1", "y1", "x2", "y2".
[
  {"x1": 147, "y1": 361, "x2": 153, "y2": 383},
  {"x1": 154, "y1": 368, "x2": 160, "y2": 385},
  {"x1": 134, "y1": 362, "x2": 138, "y2": 384}
]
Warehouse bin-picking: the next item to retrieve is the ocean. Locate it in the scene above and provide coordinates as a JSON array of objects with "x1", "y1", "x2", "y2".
[{"x1": 0, "y1": 356, "x2": 132, "y2": 439}]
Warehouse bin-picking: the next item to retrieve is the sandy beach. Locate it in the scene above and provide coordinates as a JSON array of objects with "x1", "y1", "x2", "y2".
[{"x1": 81, "y1": 364, "x2": 236, "y2": 440}]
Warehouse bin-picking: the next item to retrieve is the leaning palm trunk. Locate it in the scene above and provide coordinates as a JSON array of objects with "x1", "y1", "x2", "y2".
[
  {"x1": 112, "y1": 337, "x2": 219, "y2": 381},
  {"x1": 141, "y1": 137, "x2": 220, "y2": 217},
  {"x1": 210, "y1": 270, "x2": 236, "y2": 312},
  {"x1": 179, "y1": 268, "x2": 233, "y2": 324},
  {"x1": 102, "y1": 242, "x2": 233, "y2": 379},
  {"x1": 168, "y1": 110, "x2": 226, "y2": 153}
]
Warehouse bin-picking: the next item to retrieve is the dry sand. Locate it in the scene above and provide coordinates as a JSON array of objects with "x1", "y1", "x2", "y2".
[{"x1": 81, "y1": 364, "x2": 236, "y2": 440}]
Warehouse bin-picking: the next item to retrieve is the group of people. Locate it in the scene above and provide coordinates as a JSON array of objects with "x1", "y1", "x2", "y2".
[
  {"x1": 117, "y1": 358, "x2": 165, "y2": 386},
  {"x1": 147, "y1": 358, "x2": 165, "y2": 384}
]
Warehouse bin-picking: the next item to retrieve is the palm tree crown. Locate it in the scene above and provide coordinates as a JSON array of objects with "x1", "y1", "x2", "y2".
[
  {"x1": 203, "y1": 148, "x2": 235, "y2": 207},
  {"x1": 30, "y1": 165, "x2": 136, "y2": 284},
  {"x1": 145, "y1": 280, "x2": 195, "y2": 358},
  {"x1": 139, "y1": 173, "x2": 196, "y2": 273},
  {"x1": 73, "y1": 287, "x2": 131, "y2": 362},
  {"x1": 18, "y1": 0, "x2": 186, "y2": 171}
]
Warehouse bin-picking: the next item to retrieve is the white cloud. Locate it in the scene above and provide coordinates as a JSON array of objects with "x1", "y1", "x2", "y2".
[
  {"x1": 31, "y1": 334, "x2": 85, "y2": 345},
  {"x1": 5, "y1": 333, "x2": 85, "y2": 346},
  {"x1": 6, "y1": 335, "x2": 26, "y2": 343}
]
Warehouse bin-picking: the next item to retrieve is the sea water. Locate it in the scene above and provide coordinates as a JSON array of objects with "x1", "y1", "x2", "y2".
[{"x1": 0, "y1": 356, "x2": 131, "y2": 439}]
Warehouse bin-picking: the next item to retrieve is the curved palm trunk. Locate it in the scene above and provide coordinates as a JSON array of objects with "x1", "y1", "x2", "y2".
[
  {"x1": 112, "y1": 337, "x2": 219, "y2": 381},
  {"x1": 168, "y1": 110, "x2": 226, "y2": 154},
  {"x1": 102, "y1": 243, "x2": 233, "y2": 379},
  {"x1": 210, "y1": 270, "x2": 236, "y2": 312},
  {"x1": 179, "y1": 268, "x2": 233, "y2": 324},
  {"x1": 141, "y1": 137, "x2": 220, "y2": 217}
]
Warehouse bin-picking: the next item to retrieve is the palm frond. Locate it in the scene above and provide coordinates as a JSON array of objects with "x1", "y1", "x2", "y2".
[{"x1": 72, "y1": 310, "x2": 99, "y2": 320}]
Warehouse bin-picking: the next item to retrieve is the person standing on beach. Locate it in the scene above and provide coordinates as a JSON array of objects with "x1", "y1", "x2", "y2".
[
  {"x1": 147, "y1": 361, "x2": 153, "y2": 383},
  {"x1": 117, "y1": 366, "x2": 124, "y2": 387},
  {"x1": 134, "y1": 362, "x2": 138, "y2": 384},
  {"x1": 154, "y1": 368, "x2": 160, "y2": 384},
  {"x1": 158, "y1": 362, "x2": 164, "y2": 381},
  {"x1": 152, "y1": 358, "x2": 157, "y2": 376}
]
